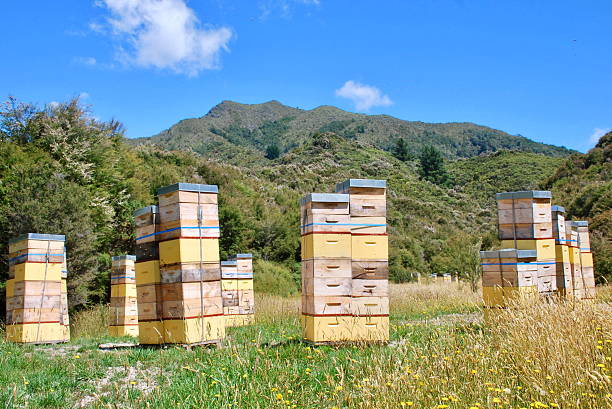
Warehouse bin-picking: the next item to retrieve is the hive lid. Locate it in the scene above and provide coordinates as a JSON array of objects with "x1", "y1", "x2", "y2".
[
  {"x1": 9, "y1": 233, "x2": 66, "y2": 244},
  {"x1": 157, "y1": 183, "x2": 218, "y2": 195},
  {"x1": 230, "y1": 253, "x2": 253, "y2": 259},
  {"x1": 551, "y1": 205, "x2": 565, "y2": 213},
  {"x1": 495, "y1": 190, "x2": 552, "y2": 200},
  {"x1": 221, "y1": 260, "x2": 238, "y2": 266},
  {"x1": 300, "y1": 193, "x2": 349, "y2": 206},
  {"x1": 133, "y1": 205, "x2": 158, "y2": 217},
  {"x1": 112, "y1": 255, "x2": 136, "y2": 261},
  {"x1": 571, "y1": 221, "x2": 589, "y2": 227},
  {"x1": 480, "y1": 248, "x2": 537, "y2": 259},
  {"x1": 335, "y1": 178, "x2": 387, "y2": 192}
]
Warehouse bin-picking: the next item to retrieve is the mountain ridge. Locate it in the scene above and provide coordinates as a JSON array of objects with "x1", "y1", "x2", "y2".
[{"x1": 132, "y1": 100, "x2": 574, "y2": 162}]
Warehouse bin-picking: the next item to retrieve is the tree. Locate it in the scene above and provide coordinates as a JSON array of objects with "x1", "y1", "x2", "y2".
[
  {"x1": 265, "y1": 143, "x2": 280, "y2": 159},
  {"x1": 418, "y1": 145, "x2": 450, "y2": 185},
  {"x1": 393, "y1": 138, "x2": 411, "y2": 162}
]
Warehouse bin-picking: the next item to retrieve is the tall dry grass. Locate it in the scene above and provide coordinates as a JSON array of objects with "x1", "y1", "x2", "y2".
[{"x1": 70, "y1": 304, "x2": 110, "y2": 339}]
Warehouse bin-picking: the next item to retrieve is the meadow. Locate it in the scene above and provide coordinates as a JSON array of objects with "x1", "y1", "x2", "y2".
[{"x1": 0, "y1": 283, "x2": 610, "y2": 409}]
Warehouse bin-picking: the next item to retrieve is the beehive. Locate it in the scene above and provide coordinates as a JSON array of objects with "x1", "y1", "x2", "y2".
[
  {"x1": 109, "y1": 255, "x2": 138, "y2": 337},
  {"x1": 156, "y1": 183, "x2": 225, "y2": 344},
  {"x1": 300, "y1": 180, "x2": 389, "y2": 344},
  {"x1": 551, "y1": 206, "x2": 573, "y2": 298},
  {"x1": 222, "y1": 254, "x2": 255, "y2": 327},
  {"x1": 573, "y1": 221, "x2": 596, "y2": 299},
  {"x1": 496, "y1": 191, "x2": 556, "y2": 296},
  {"x1": 6, "y1": 233, "x2": 69, "y2": 344},
  {"x1": 134, "y1": 205, "x2": 164, "y2": 344},
  {"x1": 60, "y1": 247, "x2": 70, "y2": 340}
]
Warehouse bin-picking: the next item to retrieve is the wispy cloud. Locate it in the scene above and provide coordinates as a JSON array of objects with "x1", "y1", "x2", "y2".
[
  {"x1": 73, "y1": 56, "x2": 98, "y2": 66},
  {"x1": 96, "y1": 0, "x2": 233, "y2": 77},
  {"x1": 589, "y1": 127, "x2": 610, "y2": 145},
  {"x1": 335, "y1": 80, "x2": 392, "y2": 111},
  {"x1": 258, "y1": 0, "x2": 320, "y2": 20}
]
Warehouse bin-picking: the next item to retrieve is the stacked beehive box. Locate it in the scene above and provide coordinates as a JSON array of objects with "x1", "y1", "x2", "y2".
[
  {"x1": 481, "y1": 249, "x2": 539, "y2": 309},
  {"x1": 109, "y1": 255, "x2": 139, "y2": 337},
  {"x1": 496, "y1": 191, "x2": 557, "y2": 296},
  {"x1": 336, "y1": 179, "x2": 389, "y2": 342},
  {"x1": 134, "y1": 205, "x2": 164, "y2": 344},
  {"x1": 551, "y1": 206, "x2": 573, "y2": 297},
  {"x1": 564, "y1": 221, "x2": 584, "y2": 299},
  {"x1": 573, "y1": 221, "x2": 596, "y2": 299},
  {"x1": 221, "y1": 254, "x2": 255, "y2": 327},
  {"x1": 6, "y1": 234, "x2": 69, "y2": 343},
  {"x1": 300, "y1": 179, "x2": 389, "y2": 344},
  {"x1": 60, "y1": 247, "x2": 70, "y2": 340},
  {"x1": 157, "y1": 183, "x2": 224, "y2": 344}
]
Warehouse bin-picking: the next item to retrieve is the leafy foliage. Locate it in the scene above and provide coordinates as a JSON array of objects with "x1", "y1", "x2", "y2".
[
  {"x1": 542, "y1": 132, "x2": 612, "y2": 283},
  {"x1": 418, "y1": 146, "x2": 450, "y2": 186}
]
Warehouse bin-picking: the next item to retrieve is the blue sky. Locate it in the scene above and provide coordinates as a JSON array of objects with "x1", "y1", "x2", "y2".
[{"x1": 1, "y1": 0, "x2": 611, "y2": 152}]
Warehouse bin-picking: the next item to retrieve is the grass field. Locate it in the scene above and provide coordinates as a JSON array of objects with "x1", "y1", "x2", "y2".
[{"x1": 0, "y1": 283, "x2": 610, "y2": 409}]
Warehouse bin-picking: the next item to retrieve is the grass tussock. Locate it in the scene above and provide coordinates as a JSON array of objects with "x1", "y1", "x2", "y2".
[
  {"x1": 70, "y1": 304, "x2": 110, "y2": 339},
  {"x1": 0, "y1": 284, "x2": 609, "y2": 408}
]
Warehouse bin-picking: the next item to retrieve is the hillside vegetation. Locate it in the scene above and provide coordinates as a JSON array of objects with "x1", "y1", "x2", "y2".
[
  {"x1": 543, "y1": 132, "x2": 612, "y2": 283},
  {"x1": 0, "y1": 97, "x2": 604, "y2": 311},
  {"x1": 135, "y1": 100, "x2": 573, "y2": 163}
]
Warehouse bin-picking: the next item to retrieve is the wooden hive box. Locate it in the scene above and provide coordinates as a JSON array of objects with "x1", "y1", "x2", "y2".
[
  {"x1": 134, "y1": 205, "x2": 159, "y2": 245},
  {"x1": 109, "y1": 255, "x2": 138, "y2": 337},
  {"x1": 551, "y1": 205, "x2": 567, "y2": 244},
  {"x1": 495, "y1": 191, "x2": 552, "y2": 224},
  {"x1": 334, "y1": 179, "x2": 387, "y2": 218}
]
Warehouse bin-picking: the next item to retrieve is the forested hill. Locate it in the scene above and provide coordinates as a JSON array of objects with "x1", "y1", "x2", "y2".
[{"x1": 133, "y1": 100, "x2": 574, "y2": 163}]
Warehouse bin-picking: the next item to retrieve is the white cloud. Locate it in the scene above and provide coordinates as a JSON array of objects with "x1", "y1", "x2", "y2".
[
  {"x1": 73, "y1": 56, "x2": 97, "y2": 66},
  {"x1": 589, "y1": 127, "x2": 610, "y2": 144},
  {"x1": 48, "y1": 101, "x2": 60, "y2": 109},
  {"x1": 335, "y1": 80, "x2": 393, "y2": 111},
  {"x1": 98, "y1": 0, "x2": 233, "y2": 77},
  {"x1": 79, "y1": 92, "x2": 90, "y2": 100}
]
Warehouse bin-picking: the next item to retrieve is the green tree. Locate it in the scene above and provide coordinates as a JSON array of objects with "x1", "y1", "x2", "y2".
[
  {"x1": 393, "y1": 138, "x2": 411, "y2": 162},
  {"x1": 265, "y1": 144, "x2": 280, "y2": 159},
  {"x1": 419, "y1": 145, "x2": 450, "y2": 185}
]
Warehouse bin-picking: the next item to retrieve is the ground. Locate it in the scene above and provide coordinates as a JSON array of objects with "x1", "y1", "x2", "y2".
[{"x1": 0, "y1": 283, "x2": 610, "y2": 409}]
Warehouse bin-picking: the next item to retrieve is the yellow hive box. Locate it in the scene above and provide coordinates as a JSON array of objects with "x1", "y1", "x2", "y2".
[
  {"x1": 109, "y1": 325, "x2": 139, "y2": 337},
  {"x1": 221, "y1": 279, "x2": 253, "y2": 291},
  {"x1": 482, "y1": 286, "x2": 538, "y2": 307},
  {"x1": 351, "y1": 235, "x2": 388, "y2": 260},
  {"x1": 554, "y1": 245, "x2": 570, "y2": 264},
  {"x1": 580, "y1": 252, "x2": 593, "y2": 267},
  {"x1": 111, "y1": 284, "x2": 137, "y2": 298},
  {"x1": 159, "y1": 238, "x2": 220, "y2": 266},
  {"x1": 163, "y1": 316, "x2": 225, "y2": 344},
  {"x1": 301, "y1": 315, "x2": 389, "y2": 343},
  {"x1": 138, "y1": 321, "x2": 165, "y2": 345},
  {"x1": 500, "y1": 239, "x2": 555, "y2": 260},
  {"x1": 300, "y1": 234, "x2": 351, "y2": 259},
  {"x1": 61, "y1": 279, "x2": 67, "y2": 294},
  {"x1": 11, "y1": 263, "x2": 62, "y2": 282},
  {"x1": 6, "y1": 322, "x2": 67, "y2": 343},
  {"x1": 225, "y1": 314, "x2": 255, "y2": 327},
  {"x1": 569, "y1": 247, "x2": 582, "y2": 266},
  {"x1": 6, "y1": 279, "x2": 15, "y2": 297},
  {"x1": 135, "y1": 260, "x2": 161, "y2": 285}
]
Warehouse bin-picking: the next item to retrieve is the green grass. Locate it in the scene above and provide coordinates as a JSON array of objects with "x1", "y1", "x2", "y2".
[{"x1": 0, "y1": 284, "x2": 610, "y2": 409}]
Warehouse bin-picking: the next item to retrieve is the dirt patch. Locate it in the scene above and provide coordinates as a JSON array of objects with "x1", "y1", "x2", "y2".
[{"x1": 77, "y1": 361, "x2": 160, "y2": 407}]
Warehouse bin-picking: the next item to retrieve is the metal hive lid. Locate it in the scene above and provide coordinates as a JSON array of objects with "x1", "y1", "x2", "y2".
[
  {"x1": 299, "y1": 193, "x2": 349, "y2": 206},
  {"x1": 133, "y1": 205, "x2": 158, "y2": 217},
  {"x1": 157, "y1": 183, "x2": 219, "y2": 196}
]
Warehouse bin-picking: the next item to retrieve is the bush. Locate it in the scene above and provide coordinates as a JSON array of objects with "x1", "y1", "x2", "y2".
[{"x1": 253, "y1": 259, "x2": 299, "y2": 297}]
